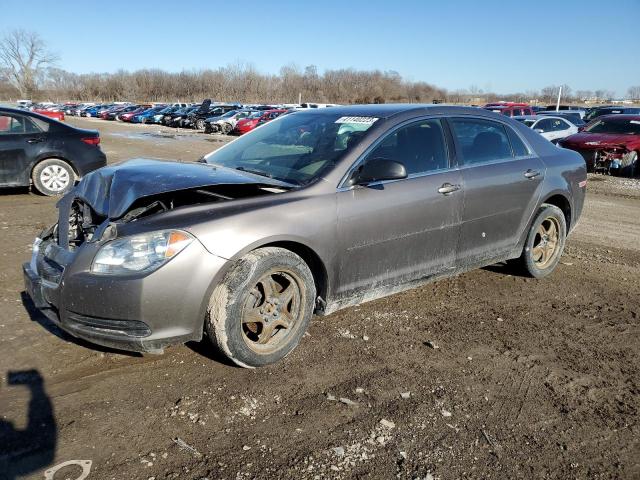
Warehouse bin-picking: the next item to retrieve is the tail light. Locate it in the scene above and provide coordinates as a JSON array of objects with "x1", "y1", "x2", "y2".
[{"x1": 81, "y1": 137, "x2": 100, "y2": 146}]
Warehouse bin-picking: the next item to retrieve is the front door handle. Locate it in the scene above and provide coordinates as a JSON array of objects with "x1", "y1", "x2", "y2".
[
  {"x1": 26, "y1": 138, "x2": 44, "y2": 144},
  {"x1": 438, "y1": 183, "x2": 460, "y2": 195},
  {"x1": 524, "y1": 169, "x2": 541, "y2": 179}
]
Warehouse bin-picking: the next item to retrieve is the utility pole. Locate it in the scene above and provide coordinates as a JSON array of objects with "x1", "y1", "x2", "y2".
[
  {"x1": 298, "y1": 92, "x2": 302, "y2": 105},
  {"x1": 556, "y1": 86, "x2": 562, "y2": 111}
]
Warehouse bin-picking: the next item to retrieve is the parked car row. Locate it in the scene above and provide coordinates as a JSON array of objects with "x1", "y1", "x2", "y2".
[{"x1": 58, "y1": 98, "x2": 300, "y2": 135}]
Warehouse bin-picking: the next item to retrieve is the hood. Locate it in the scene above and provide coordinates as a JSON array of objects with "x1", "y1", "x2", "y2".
[
  {"x1": 64, "y1": 158, "x2": 290, "y2": 219},
  {"x1": 564, "y1": 132, "x2": 638, "y2": 148}
]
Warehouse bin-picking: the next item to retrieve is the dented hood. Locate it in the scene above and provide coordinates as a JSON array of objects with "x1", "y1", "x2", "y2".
[{"x1": 65, "y1": 158, "x2": 288, "y2": 219}]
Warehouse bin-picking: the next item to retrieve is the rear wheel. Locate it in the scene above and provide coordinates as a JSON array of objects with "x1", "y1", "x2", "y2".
[
  {"x1": 517, "y1": 204, "x2": 566, "y2": 278},
  {"x1": 221, "y1": 123, "x2": 233, "y2": 134},
  {"x1": 205, "y1": 247, "x2": 316, "y2": 368},
  {"x1": 195, "y1": 119, "x2": 206, "y2": 130},
  {"x1": 32, "y1": 158, "x2": 75, "y2": 196}
]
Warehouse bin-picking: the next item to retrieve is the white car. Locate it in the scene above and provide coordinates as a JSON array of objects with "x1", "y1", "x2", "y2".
[
  {"x1": 210, "y1": 110, "x2": 260, "y2": 134},
  {"x1": 514, "y1": 115, "x2": 579, "y2": 143}
]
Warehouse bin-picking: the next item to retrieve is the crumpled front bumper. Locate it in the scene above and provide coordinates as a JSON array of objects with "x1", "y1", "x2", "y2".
[{"x1": 23, "y1": 234, "x2": 229, "y2": 353}]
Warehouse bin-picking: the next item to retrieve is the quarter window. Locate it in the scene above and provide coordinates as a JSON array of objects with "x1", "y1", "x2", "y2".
[
  {"x1": 534, "y1": 119, "x2": 553, "y2": 132},
  {"x1": 450, "y1": 118, "x2": 513, "y2": 165},
  {"x1": 365, "y1": 119, "x2": 449, "y2": 175},
  {"x1": 506, "y1": 127, "x2": 530, "y2": 157}
]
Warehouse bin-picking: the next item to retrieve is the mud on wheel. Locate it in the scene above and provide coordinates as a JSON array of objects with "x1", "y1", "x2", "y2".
[
  {"x1": 205, "y1": 247, "x2": 316, "y2": 368},
  {"x1": 518, "y1": 203, "x2": 567, "y2": 278}
]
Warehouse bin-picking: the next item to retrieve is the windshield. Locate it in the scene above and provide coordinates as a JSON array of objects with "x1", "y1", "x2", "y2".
[
  {"x1": 204, "y1": 112, "x2": 378, "y2": 186},
  {"x1": 585, "y1": 118, "x2": 640, "y2": 135}
]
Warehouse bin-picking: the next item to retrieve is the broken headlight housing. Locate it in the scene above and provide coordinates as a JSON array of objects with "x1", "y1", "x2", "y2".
[{"x1": 91, "y1": 230, "x2": 193, "y2": 275}]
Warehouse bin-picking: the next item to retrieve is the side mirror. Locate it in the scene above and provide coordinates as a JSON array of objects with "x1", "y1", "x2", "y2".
[
  {"x1": 349, "y1": 158, "x2": 407, "y2": 186},
  {"x1": 534, "y1": 128, "x2": 544, "y2": 133}
]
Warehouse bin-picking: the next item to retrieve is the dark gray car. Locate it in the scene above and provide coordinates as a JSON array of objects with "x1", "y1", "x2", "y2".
[{"x1": 23, "y1": 105, "x2": 586, "y2": 367}]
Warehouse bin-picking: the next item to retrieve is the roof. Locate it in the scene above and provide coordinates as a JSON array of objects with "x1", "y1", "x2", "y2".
[
  {"x1": 289, "y1": 103, "x2": 491, "y2": 119},
  {"x1": 597, "y1": 114, "x2": 640, "y2": 121}
]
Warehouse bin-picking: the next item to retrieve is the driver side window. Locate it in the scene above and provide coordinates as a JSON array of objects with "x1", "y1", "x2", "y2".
[{"x1": 365, "y1": 119, "x2": 449, "y2": 175}]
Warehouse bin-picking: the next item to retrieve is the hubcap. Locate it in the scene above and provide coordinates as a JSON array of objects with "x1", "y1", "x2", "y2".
[
  {"x1": 241, "y1": 269, "x2": 302, "y2": 353},
  {"x1": 532, "y1": 217, "x2": 560, "y2": 269},
  {"x1": 40, "y1": 165, "x2": 70, "y2": 192}
]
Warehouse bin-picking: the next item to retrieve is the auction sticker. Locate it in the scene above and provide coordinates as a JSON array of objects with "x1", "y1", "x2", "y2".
[{"x1": 335, "y1": 116, "x2": 378, "y2": 125}]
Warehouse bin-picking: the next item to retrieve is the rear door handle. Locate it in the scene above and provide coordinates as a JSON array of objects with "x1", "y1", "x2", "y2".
[
  {"x1": 524, "y1": 169, "x2": 541, "y2": 179},
  {"x1": 438, "y1": 183, "x2": 460, "y2": 195},
  {"x1": 26, "y1": 138, "x2": 44, "y2": 144}
]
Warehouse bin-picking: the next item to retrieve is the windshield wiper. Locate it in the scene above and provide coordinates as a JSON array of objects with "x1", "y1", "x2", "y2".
[{"x1": 234, "y1": 166, "x2": 275, "y2": 179}]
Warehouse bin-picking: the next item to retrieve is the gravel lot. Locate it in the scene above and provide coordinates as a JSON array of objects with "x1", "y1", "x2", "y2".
[{"x1": 1, "y1": 117, "x2": 638, "y2": 479}]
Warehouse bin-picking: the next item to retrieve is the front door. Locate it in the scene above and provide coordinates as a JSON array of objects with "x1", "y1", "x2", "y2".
[{"x1": 336, "y1": 118, "x2": 463, "y2": 300}]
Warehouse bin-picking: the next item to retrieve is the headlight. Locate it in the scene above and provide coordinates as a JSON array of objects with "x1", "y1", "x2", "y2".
[{"x1": 92, "y1": 230, "x2": 193, "y2": 275}]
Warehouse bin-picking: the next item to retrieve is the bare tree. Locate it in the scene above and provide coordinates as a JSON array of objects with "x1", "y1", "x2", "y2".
[
  {"x1": 627, "y1": 86, "x2": 640, "y2": 101},
  {"x1": 0, "y1": 29, "x2": 58, "y2": 99}
]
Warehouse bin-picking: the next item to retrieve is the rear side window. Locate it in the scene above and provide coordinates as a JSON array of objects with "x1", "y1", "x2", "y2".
[
  {"x1": 367, "y1": 119, "x2": 449, "y2": 175},
  {"x1": 450, "y1": 118, "x2": 512, "y2": 165},
  {"x1": 0, "y1": 114, "x2": 42, "y2": 134}
]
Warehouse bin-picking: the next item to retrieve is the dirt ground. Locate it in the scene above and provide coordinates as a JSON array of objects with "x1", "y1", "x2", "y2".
[{"x1": 1, "y1": 117, "x2": 638, "y2": 480}]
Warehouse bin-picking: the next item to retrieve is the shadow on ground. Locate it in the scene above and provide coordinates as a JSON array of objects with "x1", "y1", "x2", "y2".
[{"x1": 0, "y1": 369, "x2": 56, "y2": 480}]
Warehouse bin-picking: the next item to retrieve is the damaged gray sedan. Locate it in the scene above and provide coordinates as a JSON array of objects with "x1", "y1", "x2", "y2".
[{"x1": 23, "y1": 105, "x2": 586, "y2": 367}]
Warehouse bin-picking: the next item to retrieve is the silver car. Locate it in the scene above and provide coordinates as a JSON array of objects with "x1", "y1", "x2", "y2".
[{"x1": 23, "y1": 105, "x2": 586, "y2": 367}]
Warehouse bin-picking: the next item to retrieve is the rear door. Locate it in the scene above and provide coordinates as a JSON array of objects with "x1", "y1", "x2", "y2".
[
  {"x1": 448, "y1": 117, "x2": 545, "y2": 264},
  {"x1": 0, "y1": 113, "x2": 47, "y2": 186},
  {"x1": 336, "y1": 118, "x2": 463, "y2": 299}
]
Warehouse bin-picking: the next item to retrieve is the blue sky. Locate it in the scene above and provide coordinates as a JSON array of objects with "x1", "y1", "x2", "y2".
[{"x1": 2, "y1": 0, "x2": 639, "y2": 96}]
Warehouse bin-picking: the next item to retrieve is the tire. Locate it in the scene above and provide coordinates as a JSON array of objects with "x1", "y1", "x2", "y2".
[
  {"x1": 517, "y1": 204, "x2": 567, "y2": 279},
  {"x1": 205, "y1": 247, "x2": 316, "y2": 368},
  {"x1": 32, "y1": 158, "x2": 75, "y2": 196},
  {"x1": 195, "y1": 119, "x2": 206, "y2": 130},
  {"x1": 620, "y1": 151, "x2": 638, "y2": 177},
  {"x1": 221, "y1": 123, "x2": 232, "y2": 134}
]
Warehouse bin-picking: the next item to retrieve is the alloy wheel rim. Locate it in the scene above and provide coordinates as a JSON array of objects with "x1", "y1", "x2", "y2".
[
  {"x1": 532, "y1": 217, "x2": 560, "y2": 269},
  {"x1": 241, "y1": 269, "x2": 302, "y2": 353},
  {"x1": 40, "y1": 165, "x2": 70, "y2": 192}
]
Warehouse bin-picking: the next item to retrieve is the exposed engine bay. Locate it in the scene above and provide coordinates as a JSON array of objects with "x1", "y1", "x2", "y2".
[
  {"x1": 56, "y1": 183, "x2": 287, "y2": 249},
  {"x1": 592, "y1": 145, "x2": 629, "y2": 174}
]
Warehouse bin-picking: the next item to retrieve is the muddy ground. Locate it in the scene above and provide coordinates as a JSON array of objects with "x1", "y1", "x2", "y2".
[{"x1": 0, "y1": 117, "x2": 638, "y2": 480}]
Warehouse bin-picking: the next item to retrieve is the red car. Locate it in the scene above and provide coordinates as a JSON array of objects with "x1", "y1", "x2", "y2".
[
  {"x1": 234, "y1": 109, "x2": 288, "y2": 135},
  {"x1": 559, "y1": 115, "x2": 640, "y2": 176},
  {"x1": 33, "y1": 109, "x2": 65, "y2": 121},
  {"x1": 483, "y1": 102, "x2": 534, "y2": 117},
  {"x1": 119, "y1": 105, "x2": 151, "y2": 122}
]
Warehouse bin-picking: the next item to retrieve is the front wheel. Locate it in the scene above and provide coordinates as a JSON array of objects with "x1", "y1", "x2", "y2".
[
  {"x1": 205, "y1": 247, "x2": 316, "y2": 368},
  {"x1": 221, "y1": 123, "x2": 233, "y2": 134},
  {"x1": 517, "y1": 204, "x2": 567, "y2": 278},
  {"x1": 195, "y1": 119, "x2": 205, "y2": 130}
]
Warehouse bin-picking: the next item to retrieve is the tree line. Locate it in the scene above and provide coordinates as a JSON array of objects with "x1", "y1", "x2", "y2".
[{"x1": 1, "y1": 30, "x2": 638, "y2": 105}]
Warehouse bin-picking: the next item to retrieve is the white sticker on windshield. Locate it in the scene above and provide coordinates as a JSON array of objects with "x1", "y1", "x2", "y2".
[
  {"x1": 335, "y1": 116, "x2": 378, "y2": 125},
  {"x1": 630, "y1": 120, "x2": 640, "y2": 125}
]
